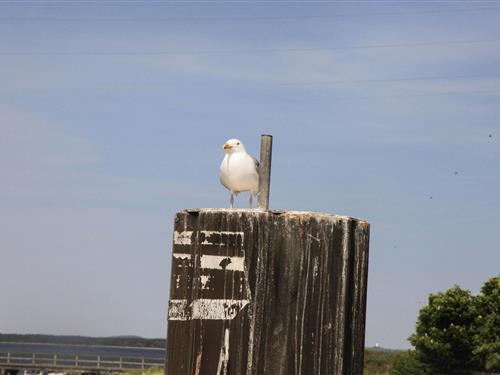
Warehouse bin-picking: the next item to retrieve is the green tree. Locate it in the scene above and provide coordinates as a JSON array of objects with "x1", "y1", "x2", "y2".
[
  {"x1": 473, "y1": 276, "x2": 500, "y2": 371},
  {"x1": 409, "y1": 285, "x2": 479, "y2": 373},
  {"x1": 390, "y1": 350, "x2": 429, "y2": 375}
]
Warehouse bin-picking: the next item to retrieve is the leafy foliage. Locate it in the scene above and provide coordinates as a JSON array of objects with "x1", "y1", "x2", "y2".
[
  {"x1": 390, "y1": 350, "x2": 430, "y2": 375},
  {"x1": 473, "y1": 276, "x2": 500, "y2": 371},
  {"x1": 409, "y1": 276, "x2": 500, "y2": 374},
  {"x1": 409, "y1": 285, "x2": 478, "y2": 373}
]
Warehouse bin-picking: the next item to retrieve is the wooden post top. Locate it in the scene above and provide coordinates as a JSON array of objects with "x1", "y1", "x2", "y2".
[{"x1": 182, "y1": 208, "x2": 369, "y2": 226}]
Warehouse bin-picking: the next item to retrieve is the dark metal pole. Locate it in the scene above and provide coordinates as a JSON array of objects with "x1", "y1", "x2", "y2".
[{"x1": 258, "y1": 134, "x2": 273, "y2": 210}]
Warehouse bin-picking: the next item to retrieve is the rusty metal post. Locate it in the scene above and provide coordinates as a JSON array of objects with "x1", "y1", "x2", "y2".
[
  {"x1": 165, "y1": 209, "x2": 370, "y2": 375},
  {"x1": 258, "y1": 134, "x2": 273, "y2": 210}
]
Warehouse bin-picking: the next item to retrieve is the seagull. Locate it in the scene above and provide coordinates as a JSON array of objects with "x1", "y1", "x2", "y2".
[{"x1": 220, "y1": 138, "x2": 259, "y2": 208}]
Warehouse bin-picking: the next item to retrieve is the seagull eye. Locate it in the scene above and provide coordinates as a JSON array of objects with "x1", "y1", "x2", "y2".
[{"x1": 237, "y1": 142, "x2": 240, "y2": 145}]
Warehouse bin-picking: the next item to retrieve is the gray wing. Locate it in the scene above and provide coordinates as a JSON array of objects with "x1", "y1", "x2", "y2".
[{"x1": 253, "y1": 157, "x2": 260, "y2": 173}]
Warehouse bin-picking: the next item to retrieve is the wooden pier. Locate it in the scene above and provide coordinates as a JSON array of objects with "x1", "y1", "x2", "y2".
[{"x1": 0, "y1": 352, "x2": 163, "y2": 373}]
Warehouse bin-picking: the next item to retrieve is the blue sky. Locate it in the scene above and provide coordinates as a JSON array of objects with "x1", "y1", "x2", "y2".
[{"x1": 1, "y1": 1, "x2": 499, "y2": 349}]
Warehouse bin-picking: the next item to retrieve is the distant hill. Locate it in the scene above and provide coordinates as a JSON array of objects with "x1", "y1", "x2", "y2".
[{"x1": 0, "y1": 333, "x2": 165, "y2": 348}]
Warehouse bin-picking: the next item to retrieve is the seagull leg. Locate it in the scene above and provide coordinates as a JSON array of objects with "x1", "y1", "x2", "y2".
[
  {"x1": 249, "y1": 193, "x2": 253, "y2": 208},
  {"x1": 230, "y1": 192, "x2": 234, "y2": 208}
]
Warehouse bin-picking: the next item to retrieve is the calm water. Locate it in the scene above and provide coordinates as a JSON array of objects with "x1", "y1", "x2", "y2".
[{"x1": 0, "y1": 342, "x2": 165, "y2": 361}]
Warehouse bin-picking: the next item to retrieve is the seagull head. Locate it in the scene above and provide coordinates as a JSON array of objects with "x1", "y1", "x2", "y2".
[{"x1": 222, "y1": 138, "x2": 246, "y2": 154}]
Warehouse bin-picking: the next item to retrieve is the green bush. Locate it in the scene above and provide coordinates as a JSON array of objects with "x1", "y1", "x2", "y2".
[
  {"x1": 473, "y1": 277, "x2": 500, "y2": 371},
  {"x1": 122, "y1": 367, "x2": 164, "y2": 375},
  {"x1": 363, "y1": 350, "x2": 399, "y2": 374},
  {"x1": 409, "y1": 276, "x2": 500, "y2": 374},
  {"x1": 390, "y1": 351, "x2": 430, "y2": 375}
]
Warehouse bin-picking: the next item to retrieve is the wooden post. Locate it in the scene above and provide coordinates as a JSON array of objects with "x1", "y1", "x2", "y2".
[
  {"x1": 141, "y1": 358, "x2": 145, "y2": 370},
  {"x1": 97, "y1": 356, "x2": 100, "y2": 369},
  {"x1": 165, "y1": 209, "x2": 370, "y2": 375},
  {"x1": 258, "y1": 134, "x2": 273, "y2": 210},
  {"x1": 53, "y1": 354, "x2": 57, "y2": 367},
  {"x1": 6, "y1": 352, "x2": 10, "y2": 365},
  {"x1": 75, "y1": 355, "x2": 79, "y2": 367},
  {"x1": 119, "y1": 357, "x2": 123, "y2": 370},
  {"x1": 32, "y1": 353, "x2": 35, "y2": 366}
]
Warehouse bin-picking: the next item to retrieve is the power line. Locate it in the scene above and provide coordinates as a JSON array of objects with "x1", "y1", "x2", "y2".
[
  {"x1": 275, "y1": 72, "x2": 500, "y2": 86},
  {"x1": 1, "y1": 37, "x2": 499, "y2": 55},
  {"x1": 91, "y1": 81, "x2": 500, "y2": 96},
  {"x1": 327, "y1": 89, "x2": 500, "y2": 101},
  {"x1": 3, "y1": 0, "x2": 500, "y2": 3},
  {"x1": 1, "y1": 7, "x2": 499, "y2": 21}
]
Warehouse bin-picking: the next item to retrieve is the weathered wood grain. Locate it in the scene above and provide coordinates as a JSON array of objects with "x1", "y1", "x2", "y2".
[{"x1": 165, "y1": 209, "x2": 370, "y2": 375}]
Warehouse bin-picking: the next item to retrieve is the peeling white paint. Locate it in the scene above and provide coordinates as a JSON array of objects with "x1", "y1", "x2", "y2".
[
  {"x1": 172, "y1": 253, "x2": 191, "y2": 260},
  {"x1": 172, "y1": 254, "x2": 245, "y2": 272},
  {"x1": 223, "y1": 328, "x2": 230, "y2": 374},
  {"x1": 216, "y1": 328, "x2": 230, "y2": 375},
  {"x1": 168, "y1": 299, "x2": 189, "y2": 321},
  {"x1": 173, "y1": 230, "x2": 244, "y2": 245},
  {"x1": 201, "y1": 255, "x2": 244, "y2": 271},
  {"x1": 168, "y1": 299, "x2": 249, "y2": 320},
  {"x1": 200, "y1": 231, "x2": 244, "y2": 245},
  {"x1": 173, "y1": 231, "x2": 192, "y2": 245},
  {"x1": 200, "y1": 275, "x2": 211, "y2": 290},
  {"x1": 175, "y1": 274, "x2": 182, "y2": 289}
]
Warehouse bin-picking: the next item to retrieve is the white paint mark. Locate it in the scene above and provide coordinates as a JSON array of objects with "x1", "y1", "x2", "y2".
[
  {"x1": 216, "y1": 328, "x2": 230, "y2": 375},
  {"x1": 172, "y1": 253, "x2": 191, "y2": 260},
  {"x1": 173, "y1": 231, "x2": 192, "y2": 245},
  {"x1": 175, "y1": 274, "x2": 182, "y2": 289},
  {"x1": 172, "y1": 254, "x2": 245, "y2": 272},
  {"x1": 168, "y1": 299, "x2": 249, "y2": 320},
  {"x1": 223, "y1": 328, "x2": 230, "y2": 375},
  {"x1": 200, "y1": 275, "x2": 211, "y2": 290},
  {"x1": 241, "y1": 246, "x2": 255, "y2": 373},
  {"x1": 312, "y1": 257, "x2": 319, "y2": 277},
  {"x1": 216, "y1": 348, "x2": 223, "y2": 375},
  {"x1": 200, "y1": 231, "x2": 244, "y2": 245},
  {"x1": 168, "y1": 299, "x2": 189, "y2": 321},
  {"x1": 192, "y1": 299, "x2": 248, "y2": 320},
  {"x1": 173, "y1": 231, "x2": 244, "y2": 245},
  {"x1": 201, "y1": 255, "x2": 244, "y2": 271}
]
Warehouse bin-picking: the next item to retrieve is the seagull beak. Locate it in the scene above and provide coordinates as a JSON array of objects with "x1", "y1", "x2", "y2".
[{"x1": 223, "y1": 143, "x2": 232, "y2": 150}]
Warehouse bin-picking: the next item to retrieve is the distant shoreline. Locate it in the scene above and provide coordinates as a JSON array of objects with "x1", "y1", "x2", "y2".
[
  {"x1": 0, "y1": 334, "x2": 165, "y2": 349},
  {"x1": 0, "y1": 341, "x2": 165, "y2": 351}
]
